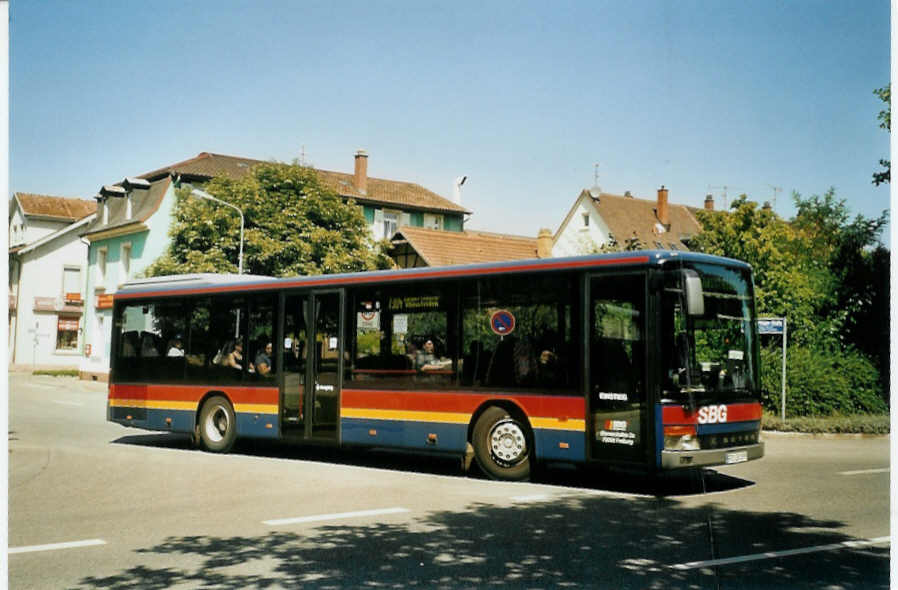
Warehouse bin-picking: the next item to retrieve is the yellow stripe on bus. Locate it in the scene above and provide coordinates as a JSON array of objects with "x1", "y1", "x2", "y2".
[
  {"x1": 342, "y1": 407, "x2": 471, "y2": 424},
  {"x1": 233, "y1": 403, "x2": 278, "y2": 415},
  {"x1": 343, "y1": 408, "x2": 585, "y2": 432}
]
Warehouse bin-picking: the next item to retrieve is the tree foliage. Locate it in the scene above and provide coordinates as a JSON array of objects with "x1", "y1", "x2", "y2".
[
  {"x1": 873, "y1": 85, "x2": 890, "y2": 186},
  {"x1": 145, "y1": 162, "x2": 393, "y2": 278},
  {"x1": 692, "y1": 191, "x2": 889, "y2": 414}
]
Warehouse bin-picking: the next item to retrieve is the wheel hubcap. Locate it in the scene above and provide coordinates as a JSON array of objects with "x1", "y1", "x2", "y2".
[
  {"x1": 489, "y1": 418, "x2": 527, "y2": 466},
  {"x1": 204, "y1": 406, "x2": 229, "y2": 443}
]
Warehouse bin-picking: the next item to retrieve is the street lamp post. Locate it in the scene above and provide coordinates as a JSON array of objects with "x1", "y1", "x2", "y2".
[{"x1": 190, "y1": 188, "x2": 244, "y2": 275}]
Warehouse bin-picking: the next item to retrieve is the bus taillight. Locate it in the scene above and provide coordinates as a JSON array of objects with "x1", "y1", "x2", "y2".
[{"x1": 663, "y1": 425, "x2": 699, "y2": 451}]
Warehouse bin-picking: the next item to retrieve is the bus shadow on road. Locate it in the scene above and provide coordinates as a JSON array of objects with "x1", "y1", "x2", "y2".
[
  {"x1": 111, "y1": 433, "x2": 754, "y2": 496},
  {"x1": 70, "y1": 492, "x2": 887, "y2": 590}
]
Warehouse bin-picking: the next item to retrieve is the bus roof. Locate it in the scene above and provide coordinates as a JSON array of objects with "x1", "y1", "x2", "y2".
[{"x1": 115, "y1": 250, "x2": 750, "y2": 301}]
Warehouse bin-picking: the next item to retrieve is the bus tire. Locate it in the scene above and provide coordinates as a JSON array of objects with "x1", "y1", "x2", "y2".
[
  {"x1": 198, "y1": 395, "x2": 237, "y2": 453},
  {"x1": 472, "y1": 406, "x2": 531, "y2": 481}
]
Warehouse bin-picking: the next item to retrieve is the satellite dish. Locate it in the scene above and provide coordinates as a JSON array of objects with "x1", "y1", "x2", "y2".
[{"x1": 588, "y1": 185, "x2": 601, "y2": 199}]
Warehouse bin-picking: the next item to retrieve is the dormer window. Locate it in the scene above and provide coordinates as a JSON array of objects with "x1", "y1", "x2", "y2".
[
  {"x1": 103, "y1": 199, "x2": 109, "y2": 224},
  {"x1": 125, "y1": 193, "x2": 132, "y2": 220}
]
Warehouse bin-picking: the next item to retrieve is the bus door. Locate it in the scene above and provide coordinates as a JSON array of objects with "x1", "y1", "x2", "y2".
[
  {"x1": 587, "y1": 272, "x2": 648, "y2": 463},
  {"x1": 281, "y1": 291, "x2": 343, "y2": 441},
  {"x1": 281, "y1": 291, "x2": 343, "y2": 440}
]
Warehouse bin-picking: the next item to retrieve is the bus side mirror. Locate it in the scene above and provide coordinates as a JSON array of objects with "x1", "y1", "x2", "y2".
[{"x1": 683, "y1": 270, "x2": 704, "y2": 316}]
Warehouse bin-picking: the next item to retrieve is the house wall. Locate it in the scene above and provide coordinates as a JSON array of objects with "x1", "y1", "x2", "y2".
[
  {"x1": 552, "y1": 197, "x2": 613, "y2": 257},
  {"x1": 9, "y1": 230, "x2": 89, "y2": 369},
  {"x1": 24, "y1": 218, "x2": 71, "y2": 245},
  {"x1": 80, "y1": 184, "x2": 177, "y2": 380},
  {"x1": 362, "y1": 205, "x2": 464, "y2": 239}
]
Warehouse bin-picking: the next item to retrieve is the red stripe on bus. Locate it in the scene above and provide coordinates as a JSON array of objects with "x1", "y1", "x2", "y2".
[
  {"x1": 114, "y1": 256, "x2": 650, "y2": 301},
  {"x1": 108, "y1": 384, "x2": 279, "y2": 405},
  {"x1": 342, "y1": 389, "x2": 586, "y2": 418},
  {"x1": 662, "y1": 402, "x2": 762, "y2": 424}
]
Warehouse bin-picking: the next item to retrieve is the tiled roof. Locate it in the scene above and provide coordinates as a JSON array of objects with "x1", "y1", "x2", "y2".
[
  {"x1": 562, "y1": 190, "x2": 702, "y2": 250},
  {"x1": 15, "y1": 193, "x2": 96, "y2": 221},
  {"x1": 391, "y1": 226, "x2": 538, "y2": 267},
  {"x1": 141, "y1": 152, "x2": 470, "y2": 215}
]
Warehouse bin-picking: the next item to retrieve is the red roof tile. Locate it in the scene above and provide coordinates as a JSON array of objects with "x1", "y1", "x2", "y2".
[
  {"x1": 141, "y1": 152, "x2": 469, "y2": 215},
  {"x1": 391, "y1": 226, "x2": 538, "y2": 267},
  {"x1": 15, "y1": 193, "x2": 96, "y2": 221}
]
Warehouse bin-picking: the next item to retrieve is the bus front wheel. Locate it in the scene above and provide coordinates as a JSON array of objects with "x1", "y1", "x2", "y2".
[
  {"x1": 198, "y1": 395, "x2": 237, "y2": 453},
  {"x1": 472, "y1": 407, "x2": 532, "y2": 481}
]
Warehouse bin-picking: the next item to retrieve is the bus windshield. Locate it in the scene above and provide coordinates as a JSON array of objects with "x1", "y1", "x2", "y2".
[{"x1": 662, "y1": 262, "x2": 758, "y2": 401}]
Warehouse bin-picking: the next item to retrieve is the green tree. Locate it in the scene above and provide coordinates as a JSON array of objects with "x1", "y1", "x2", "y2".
[
  {"x1": 692, "y1": 192, "x2": 888, "y2": 414},
  {"x1": 146, "y1": 162, "x2": 393, "y2": 278},
  {"x1": 873, "y1": 85, "x2": 890, "y2": 186}
]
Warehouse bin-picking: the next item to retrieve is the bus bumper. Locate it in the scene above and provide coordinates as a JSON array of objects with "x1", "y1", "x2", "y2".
[{"x1": 661, "y1": 442, "x2": 764, "y2": 469}]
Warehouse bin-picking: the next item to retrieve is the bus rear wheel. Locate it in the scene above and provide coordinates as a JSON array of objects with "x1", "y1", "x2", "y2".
[
  {"x1": 198, "y1": 395, "x2": 237, "y2": 453},
  {"x1": 472, "y1": 407, "x2": 532, "y2": 481}
]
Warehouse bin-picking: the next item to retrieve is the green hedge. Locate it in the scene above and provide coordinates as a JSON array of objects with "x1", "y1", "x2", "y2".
[
  {"x1": 760, "y1": 344, "x2": 886, "y2": 416},
  {"x1": 762, "y1": 412, "x2": 889, "y2": 434},
  {"x1": 32, "y1": 369, "x2": 79, "y2": 377}
]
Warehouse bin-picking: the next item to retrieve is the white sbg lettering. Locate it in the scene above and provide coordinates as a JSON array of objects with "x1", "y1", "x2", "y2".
[{"x1": 698, "y1": 405, "x2": 728, "y2": 424}]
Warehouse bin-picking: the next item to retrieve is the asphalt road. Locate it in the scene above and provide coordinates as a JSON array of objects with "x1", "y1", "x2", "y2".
[{"x1": 8, "y1": 372, "x2": 890, "y2": 589}]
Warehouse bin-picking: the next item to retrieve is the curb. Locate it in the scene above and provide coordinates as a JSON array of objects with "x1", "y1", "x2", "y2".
[{"x1": 762, "y1": 430, "x2": 889, "y2": 440}]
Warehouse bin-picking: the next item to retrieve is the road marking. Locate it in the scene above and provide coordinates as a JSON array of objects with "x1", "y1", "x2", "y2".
[
  {"x1": 263, "y1": 507, "x2": 410, "y2": 526},
  {"x1": 838, "y1": 468, "x2": 889, "y2": 476},
  {"x1": 668, "y1": 536, "x2": 890, "y2": 570},
  {"x1": 52, "y1": 400, "x2": 84, "y2": 407},
  {"x1": 511, "y1": 494, "x2": 552, "y2": 503},
  {"x1": 9, "y1": 539, "x2": 107, "y2": 555}
]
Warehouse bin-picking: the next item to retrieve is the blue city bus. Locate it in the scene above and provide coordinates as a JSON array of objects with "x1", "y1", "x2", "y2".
[{"x1": 108, "y1": 250, "x2": 764, "y2": 481}]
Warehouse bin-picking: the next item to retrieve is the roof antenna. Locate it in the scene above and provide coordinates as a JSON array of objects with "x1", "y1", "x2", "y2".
[{"x1": 588, "y1": 163, "x2": 601, "y2": 199}]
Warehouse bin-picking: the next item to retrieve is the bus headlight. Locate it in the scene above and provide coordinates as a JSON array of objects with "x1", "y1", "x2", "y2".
[{"x1": 664, "y1": 425, "x2": 700, "y2": 451}]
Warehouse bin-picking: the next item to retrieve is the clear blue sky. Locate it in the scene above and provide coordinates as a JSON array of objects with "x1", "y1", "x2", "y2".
[{"x1": 10, "y1": 1, "x2": 891, "y2": 243}]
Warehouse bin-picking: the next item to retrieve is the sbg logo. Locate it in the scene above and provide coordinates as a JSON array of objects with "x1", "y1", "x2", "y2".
[{"x1": 697, "y1": 405, "x2": 728, "y2": 424}]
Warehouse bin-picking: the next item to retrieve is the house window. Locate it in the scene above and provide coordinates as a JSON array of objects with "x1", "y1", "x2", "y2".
[
  {"x1": 423, "y1": 214, "x2": 442, "y2": 231},
  {"x1": 56, "y1": 316, "x2": 79, "y2": 351},
  {"x1": 96, "y1": 247, "x2": 108, "y2": 288},
  {"x1": 125, "y1": 194, "x2": 132, "y2": 220},
  {"x1": 63, "y1": 267, "x2": 82, "y2": 302},
  {"x1": 383, "y1": 212, "x2": 399, "y2": 239},
  {"x1": 121, "y1": 243, "x2": 132, "y2": 282},
  {"x1": 102, "y1": 200, "x2": 109, "y2": 225},
  {"x1": 582, "y1": 213, "x2": 590, "y2": 227}
]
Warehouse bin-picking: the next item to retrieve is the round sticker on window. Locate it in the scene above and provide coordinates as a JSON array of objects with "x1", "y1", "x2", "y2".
[{"x1": 489, "y1": 309, "x2": 516, "y2": 336}]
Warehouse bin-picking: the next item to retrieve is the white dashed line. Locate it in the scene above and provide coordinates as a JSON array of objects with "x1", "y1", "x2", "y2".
[
  {"x1": 668, "y1": 536, "x2": 890, "y2": 570},
  {"x1": 510, "y1": 494, "x2": 552, "y2": 503},
  {"x1": 838, "y1": 468, "x2": 889, "y2": 476},
  {"x1": 9, "y1": 539, "x2": 107, "y2": 555},
  {"x1": 263, "y1": 507, "x2": 410, "y2": 526}
]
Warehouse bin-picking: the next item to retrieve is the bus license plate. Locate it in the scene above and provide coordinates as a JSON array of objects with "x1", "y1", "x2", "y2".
[{"x1": 725, "y1": 450, "x2": 748, "y2": 464}]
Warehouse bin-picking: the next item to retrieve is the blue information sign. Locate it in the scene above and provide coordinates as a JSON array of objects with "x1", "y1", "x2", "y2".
[{"x1": 758, "y1": 318, "x2": 785, "y2": 335}]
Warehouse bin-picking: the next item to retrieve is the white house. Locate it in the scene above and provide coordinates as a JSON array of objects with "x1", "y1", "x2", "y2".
[
  {"x1": 8, "y1": 193, "x2": 97, "y2": 369},
  {"x1": 552, "y1": 186, "x2": 707, "y2": 256}
]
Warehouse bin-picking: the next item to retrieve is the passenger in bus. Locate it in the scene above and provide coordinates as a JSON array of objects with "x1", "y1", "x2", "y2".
[
  {"x1": 167, "y1": 335, "x2": 185, "y2": 357},
  {"x1": 255, "y1": 342, "x2": 273, "y2": 376},
  {"x1": 416, "y1": 339, "x2": 450, "y2": 372},
  {"x1": 217, "y1": 340, "x2": 244, "y2": 370}
]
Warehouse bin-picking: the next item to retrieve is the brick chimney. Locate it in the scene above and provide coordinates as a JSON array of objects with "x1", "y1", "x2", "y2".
[
  {"x1": 537, "y1": 228, "x2": 553, "y2": 258},
  {"x1": 704, "y1": 194, "x2": 714, "y2": 211},
  {"x1": 353, "y1": 150, "x2": 368, "y2": 194},
  {"x1": 656, "y1": 186, "x2": 670, "y2": 227}
]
